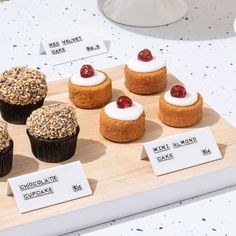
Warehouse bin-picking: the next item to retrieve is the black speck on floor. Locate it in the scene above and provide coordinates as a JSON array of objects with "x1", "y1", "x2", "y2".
[
  {"x1": 202, "y1": 218, "x2": 206, "y2": 221},
  {"x1": 36, "y1": 67, "x2": 41, "y2": 70},
  {"x1": 92, "y1": 13, "x2": 96, "y2": 16},
  {"x1": 185, "y1": 17, "x2": 189, "y2": 20},
  {"x1": 159, "y1": 227, "x2": 163, "y2": 230},
  {"x1": 179, "y1": 38, "x2": 183, "y2": 40},
  {"x1": 212, "y1": 228, "x2": 217, "y2": 231},
  {"x1": 13, "y1": 44, "x2": 17, "y2": 47},
  {"x1": 136, "y1": 228, "x2": 143, "y2": 232}
]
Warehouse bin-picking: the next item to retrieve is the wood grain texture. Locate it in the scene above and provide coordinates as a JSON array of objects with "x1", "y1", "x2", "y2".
[{"x1": 0, "y1": 65, "x2": 236, "y2": 230}]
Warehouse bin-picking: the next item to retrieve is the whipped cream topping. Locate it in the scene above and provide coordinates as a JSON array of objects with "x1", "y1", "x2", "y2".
[
  {"x1": 71, "y1": 71, "x2": 106, "y2": 86},
  {"x1": 164, "y1": 88, "x2": 198, "y2": 106},
  {"x1": 127, "y1": 56, "x2": 166, "y2": 73},
  {"x1": 105, "y1": 101, "x2": 144, "y2": 121}
]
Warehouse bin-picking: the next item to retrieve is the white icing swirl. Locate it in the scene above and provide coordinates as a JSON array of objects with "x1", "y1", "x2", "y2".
[
  {"x1": 105, "y1": 101, "x2": 144, "y2": 121},
  {"x1": 127, "y1": 56, "x2": 166, "y2": 73},
  {"x1": 71, "y1": 71, "x2": 106, "y2": 86},
  {"x1": 164, "y1": 88, "x2": 198, "y2": 106}
]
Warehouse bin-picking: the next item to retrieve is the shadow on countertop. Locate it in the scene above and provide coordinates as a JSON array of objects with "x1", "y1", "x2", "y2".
[{"x1": 0, "y1": 154, "x2": 39, "y2": 182}]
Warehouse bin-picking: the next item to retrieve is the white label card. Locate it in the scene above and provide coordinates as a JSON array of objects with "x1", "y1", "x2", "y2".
[
  {"x1": 141, "y1": 127, "x2": 222, "y2": 176},
  {"x1": 39, "y1": 32, "x2": 107, "y2": 65},
  {"x1": 6, "y1": 161, "x2": 92, "y2": 213}
]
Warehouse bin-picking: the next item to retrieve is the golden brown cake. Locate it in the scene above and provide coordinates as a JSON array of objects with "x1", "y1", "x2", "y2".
[
  {"x1": 100, "y1": 96, "x2": 145, "y2": 142},
  {"x1": 68, "y1": 64, "x2": 112, "y2": 109},
  {"x1": 158, "y1": 85, "x2": 203, "y2": 127},
  {"x1": 124, "y1": 49, "x2": 167, "y2": 95}
]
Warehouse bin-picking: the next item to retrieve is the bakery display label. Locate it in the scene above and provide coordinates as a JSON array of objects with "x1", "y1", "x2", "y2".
[
  {"x1": 39, "y1": 33, "x2": 107, "y2": 65},
  {"x1": 141, "y1": 127, "x2": 222, "y2": 176},
  {"x1": 6, "y1": 161, "x2": 92, "y2": 213}
]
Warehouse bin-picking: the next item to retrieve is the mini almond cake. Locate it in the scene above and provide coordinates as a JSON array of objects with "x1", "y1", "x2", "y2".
[
  {"x1": 100, "y1": 96, "x2": 145, "y2": 142},
  {"x1": 68, "y1": 64, "x2": 112, "y2": 109},
  {"x1": 26, "y1": 104, "x2": 79, "y2": 163},
  {"x1": 0, "y1": 66, "x2": 48, "y2": 124},
  {"x1": 158, "y1": 85, "x2": 203, "y2": 127},
  {"x1": 124, "y1": 49, "x2": 167, "y2": 95},
  {"x1": 0, "y1": 121, "x2": 13, "y2": 177}
]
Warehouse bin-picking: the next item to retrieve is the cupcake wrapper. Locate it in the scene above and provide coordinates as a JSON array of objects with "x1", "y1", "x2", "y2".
[
  {"x1": 27, "y1": 127, "x2": 80, "y2": 163},
  {"x1": 0, "y1": 99, "x2": 44, "y2": 125},
  {"x1": 0, "y1": 140, "x2": 13, "y2": 178}
]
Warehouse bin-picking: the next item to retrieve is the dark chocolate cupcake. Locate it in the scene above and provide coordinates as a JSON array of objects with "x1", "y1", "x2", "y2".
[
  {"x1": 0, "y1": 121, "x2": 13, "y2": 177},
  {"x1": 0, "y1": 67, "x2": 48, "y2": 124},
  {"x1": 26, "y1": 104, "x2": 79, "y2": 163}
]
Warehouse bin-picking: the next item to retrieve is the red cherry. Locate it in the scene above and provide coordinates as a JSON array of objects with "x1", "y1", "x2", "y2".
[
  {"x1": 138, "y1": 49, "x2": 153, "y2": 62},
  {"x1": 170, "y1": 85, "x2": 187, "y2": 98},
  {"x1": 116, "y1": 96, "x2": 133, "y2": 109},
  {"x1": 80, "y1": 64, "x2": 95, "y2": 78}
]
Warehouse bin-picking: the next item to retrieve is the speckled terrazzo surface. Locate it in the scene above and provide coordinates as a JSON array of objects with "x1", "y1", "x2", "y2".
[{"x1": 1, "y1": 0, "x2": 236, "y2": 235}]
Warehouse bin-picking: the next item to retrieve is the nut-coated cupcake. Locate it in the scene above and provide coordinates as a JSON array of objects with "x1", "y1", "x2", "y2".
[
  {"x1": 0, "y1": 66, "x2": 48, "y2": 124},
  {"x1": 0, "y1": 121, "x2": 13, "y2": 177},
  {"x1": 26, "y1": 104, "x2": 79, "y2": 163}
]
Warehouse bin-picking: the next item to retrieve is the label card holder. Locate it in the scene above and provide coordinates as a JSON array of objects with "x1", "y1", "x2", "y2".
[
  {"x1": 39, "y1": 33, "x2": 108, "y2": 65},
  {"x1": 141, "y1": 127, "x2": 222, "y2": 176},
  {"x1": 7, "y1": 161, "x2": 92, "y2": 213}
]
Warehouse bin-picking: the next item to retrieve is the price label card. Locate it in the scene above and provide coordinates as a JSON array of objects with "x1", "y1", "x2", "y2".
[
  {"x1": 6, "y1": 161, "x2": 92, "y2": 213},
  {"x1": 141, "y1": 127, "x2": 222, "y2": 176},
  {"x1": 39, "y1": 32, "x2": 107, "y2": 65}
]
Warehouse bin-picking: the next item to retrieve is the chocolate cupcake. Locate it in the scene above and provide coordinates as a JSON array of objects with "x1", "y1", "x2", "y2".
[
  {"x1": 26, "y1": 104, "x2": 79, "y2": 163},
  {"x1": 0, "y1": 121, "x2": 13, "y2": 177},
  {"x1": 0, "y1": 67, "x2": 48, "y2": 124}
]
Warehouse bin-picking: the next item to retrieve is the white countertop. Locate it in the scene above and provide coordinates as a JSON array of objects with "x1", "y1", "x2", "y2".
[{"x1": 1, "y1": 0, "x2": 236, "y2": 235}]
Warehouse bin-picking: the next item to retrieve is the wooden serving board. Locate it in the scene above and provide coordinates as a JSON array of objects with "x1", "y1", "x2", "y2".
[{"x1": 1, "y1": 66, "x2": 236, "y2": 236}]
